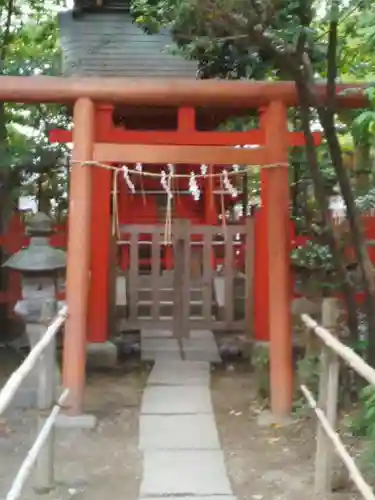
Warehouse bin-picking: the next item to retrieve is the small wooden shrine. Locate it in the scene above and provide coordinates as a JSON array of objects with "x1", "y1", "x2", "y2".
[
  {"x1": 52, "y1": 0, "x2": 260, "y2": 343},
  {"x1": 0, "y1": 0, "x2": 366, "y2": 419}
]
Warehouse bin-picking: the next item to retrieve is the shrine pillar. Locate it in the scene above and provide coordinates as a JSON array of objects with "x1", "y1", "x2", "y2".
[
  {"x1": 63, "y1": 98, "x2": 94, "y2": 415},
  {"x1": 261, "y1": 101, "x2": 293, "y2": 417},
  {"x1": 88, "y1": 163, "x2": 112, "y2": 342}
]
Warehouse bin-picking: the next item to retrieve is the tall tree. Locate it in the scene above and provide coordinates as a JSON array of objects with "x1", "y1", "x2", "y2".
[
  {"x1": 131, "y1": 0, "x2": 375, "y2": 360},
  {"x1": 0, "y1": 0, "x2": 68, "y2": 332}
]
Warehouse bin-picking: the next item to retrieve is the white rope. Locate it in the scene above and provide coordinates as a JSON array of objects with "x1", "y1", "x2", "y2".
[
  {"x1": 301, "y1": 384, "x2": 375, "y2": 500},
  {"x1": 76, "y1": 159, "x2": 280, "y2": 241},
  {"x1": 6, "y1": 389, "x2": 69, "y2": 500},
  {"x1": 74, "y1": 160, "x2": 288, "y2": 179},
  {"x1": 301, "y1": 314, "x2": 375, "y2": 386},
  {"x1": 0, "y1": 305, "x2": 68, "y2": 416}
]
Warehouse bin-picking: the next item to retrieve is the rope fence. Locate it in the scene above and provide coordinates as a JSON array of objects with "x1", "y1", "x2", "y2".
[
  {"x1": 0, "y1": 300, "x2": 69, "y2": 500},
  {"x1": 301, "y1": 298, "x2": 375, "y2": 500}
]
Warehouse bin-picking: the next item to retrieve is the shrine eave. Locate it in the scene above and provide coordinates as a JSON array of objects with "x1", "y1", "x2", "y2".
[{"x1": 0, "y1": 76, "x2": 369, "y2": 109}]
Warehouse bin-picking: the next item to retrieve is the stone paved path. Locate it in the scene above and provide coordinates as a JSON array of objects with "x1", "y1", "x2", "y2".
[{"x1": 139, "y1": 329, "x2": 235, "y2": 500}]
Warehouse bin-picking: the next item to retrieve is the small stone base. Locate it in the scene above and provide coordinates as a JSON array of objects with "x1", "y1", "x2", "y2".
[
  {"x1": 55, "y1": 413, "x2": 97, "y2": 429},
  {"x1": 86, "y1": 341, "x2": 117, "y2": 369},
  {"x1": 256, "y1": 409, "x2": 295, "y2": 428}
]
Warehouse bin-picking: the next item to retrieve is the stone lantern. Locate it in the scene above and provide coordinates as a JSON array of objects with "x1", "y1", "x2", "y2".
[{"x1": 3, "y1": 212, "x2": 66, "y2": 407}]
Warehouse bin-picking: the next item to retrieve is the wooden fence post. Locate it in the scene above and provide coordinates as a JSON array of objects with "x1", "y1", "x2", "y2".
[
  {"x1": 314, "y1": 298, "x2": 341, "y2": 498},
  {"x1": 35, "y1": 298, "x2": 58, "y2": 493},
  {"x1": 173, "y1": 219, "x2": 191, "y2": 342}
]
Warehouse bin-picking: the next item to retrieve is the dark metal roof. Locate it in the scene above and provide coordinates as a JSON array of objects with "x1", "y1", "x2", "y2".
[{"x1": 58, "y1": 11, "x2": 198, "y2": 78}]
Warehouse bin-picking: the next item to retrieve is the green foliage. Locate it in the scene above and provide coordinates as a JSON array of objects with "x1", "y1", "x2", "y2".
[
  {"x1": 130, "y1": 0, "x2": 324, "y2": 79},
  {"x1": 251, "y1": 343, "x2": 270, "y2": 400},
  {"x1": 351, "y1": 87, "x2": 375, "y2": 146},
  {"x1": 351, "y1": 385, "x2": 375, "y2": 437},
  {"x1": 356, "y1": 188, "x2": 375, "y2": 214},
  {"x1": 348, "y1": 384, "x2": 375, "y2": 475},
  {"x1": 0, "y1": 0, "x2": 68, "y2": 216},
  {"x1": 294, "y1": 354, "x2": 320, "y2": 414},
  {"x1": 291, "y1": 241, "x2": 334, "y2": 271}
]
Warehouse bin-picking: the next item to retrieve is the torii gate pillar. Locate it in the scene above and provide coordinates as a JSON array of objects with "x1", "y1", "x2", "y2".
[
  {"x1": 63, "y1": 97, "x2": 94, "y2": 415},
  {"x1": 261, "y1": 101, "x2": 293, "y2": 417}
]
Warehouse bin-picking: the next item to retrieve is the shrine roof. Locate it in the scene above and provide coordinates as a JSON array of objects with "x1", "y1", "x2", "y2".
[{"x1": 58, "y1": 10, "x2": 197, "y2": 79}]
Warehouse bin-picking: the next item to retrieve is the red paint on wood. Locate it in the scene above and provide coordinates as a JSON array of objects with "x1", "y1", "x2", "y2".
[
  {"x1": 253, "y1": 210, "x2": 269, "y2": 341},
  {"x1": 49, "y1": 127, "x2": 322, "y2": 147},
  {"x1": 178, "y1": 107, "x2": 195, "y2": 131},
  {"x1": 88, "y1": 163, "x2": 112, "y2": 343},
  {"x1": 261, "y1": 101, "x2": 292, "y2": 417},
  {"x1": 0, "y1": 77, "x2": 367, "y2": 108}
]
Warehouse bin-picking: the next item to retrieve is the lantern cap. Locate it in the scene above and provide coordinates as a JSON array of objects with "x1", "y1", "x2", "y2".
[
  {"x1": 26, "y1": 212, "x2": 54, "y2": 236},
  {"x1": 3, "y1": 212, "x2": 66, "y2": 272}
]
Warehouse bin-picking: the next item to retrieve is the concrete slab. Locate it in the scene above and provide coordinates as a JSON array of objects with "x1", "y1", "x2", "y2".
[
  {"x1": 183, "y1": 338, "x2": 219, "y2": 349},
  {"x1": 139, "y1": 414, "x2": 220, "y2": 450},
  {"x1": 86, "y1": 341, "x2": 117, "y2": 369},
  {"x1": 189, "y1": 329, "x2": 216, "y2": 340},
  {"x1": 141, "y1": 329, "x2": 173, "y2": 338},
  {"x1": 141, "y1": 337, "x2": 182, "y2": 361},
  {"x1": 148, "y1": 360, "x2": 210, "y2": 386},
  {"x1": 141, "y1": 497, "x2": 236, "y2": 500},
  {"x1": 142, "y1": 349, "x2": 182, "y2": 361},
  {"x1": 141, "y1": 338, "x2": 179, "y2": 350},
  {"x1": 140, "y1": 450, "x2": 233, "y2": 496},
  {"x1": 55, "y1": 413, "x2": 97, "y2": 429},
  {"x1": 182, "y1": 338, "x2": 221, "y2": 362},
  {"x1": 141, "y1": 386, "x2": 212, "y2": 414},
  {"x1": 183, "y1": 350, "x2": 221, "y2": 362}
]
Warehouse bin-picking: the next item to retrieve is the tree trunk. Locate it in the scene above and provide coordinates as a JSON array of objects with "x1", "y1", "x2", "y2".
[
  {"x1": 247, "y1": 25, "x2": 360, "y2": 343},
  {"x1": 299, "y1": 10, "x2": 375, "y2": 362},
  {"x1": 318, "y1": 110, "x2": 375, "y2": 363},
  {"x1": 295, "y1": 80, "x2": 359, "y2": 342}
]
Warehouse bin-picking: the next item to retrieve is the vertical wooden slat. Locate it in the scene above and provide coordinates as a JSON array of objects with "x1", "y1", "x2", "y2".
[
  {"x1": 245, "y1": 217, "x2": 255, "y2": 337},
  {"x1": 108, "y1": 233, "x2": 117, "y2": 334},
  {"x1": 129, "y1": 231, "x2": 139, "y2": 321},
  {"x1": 173, "y1": 219, "x2": 191, "y2": 338},
  {"x1": 183, "y1": 227, "x2": 191, "y2": 335},
  {"x1": 151, "y1": 231, "x2": 161, "y2": 320},
  {"x1": 173, "y1": 238, "x2": 184, "y2": 337},
  {"x1": 224, "y1": 228, "x2": 234, "y2": 324},
  {"x1": 202, "y1": 230, "x2": 213, "y2": 323}
]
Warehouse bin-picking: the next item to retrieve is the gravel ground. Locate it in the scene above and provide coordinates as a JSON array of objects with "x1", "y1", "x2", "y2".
[
  {"x1": 0, "y1": 349, "x2": 149, "y2": 500},
  {"x1": 0, "y1": 349, "x2": 360, "y2": 500}
]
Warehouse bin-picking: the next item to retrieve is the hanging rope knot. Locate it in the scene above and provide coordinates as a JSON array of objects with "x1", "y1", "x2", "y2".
[
  {"x1": 200, "y1": 164, "x2": 208, "y2": 175},
  {"x1": 122, "y1": 165, "x2": 136, "y2": 193},
  {"x1": 189, "y1": 171, "x2": 200, "y2": 201},
  {"x1": 222, "y1": 169, "x2": 238, "y2": 198}
]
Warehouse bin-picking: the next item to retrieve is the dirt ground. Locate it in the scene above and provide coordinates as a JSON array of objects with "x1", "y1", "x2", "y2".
[
  {"x1": 0, "y1": 352, "x2": 361, "y2": 500},
  {"x1": 211, "y1": 364, "x2": 357, "y2": 500}
]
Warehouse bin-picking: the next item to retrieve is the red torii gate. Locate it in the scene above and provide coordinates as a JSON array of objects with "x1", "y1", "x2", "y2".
[
  {"x1": 49, "y1": 104, "x2": 322, "y2": 349},
  {"x1": 0, "y1": 76, "x2": 367, "y2": 421}
]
